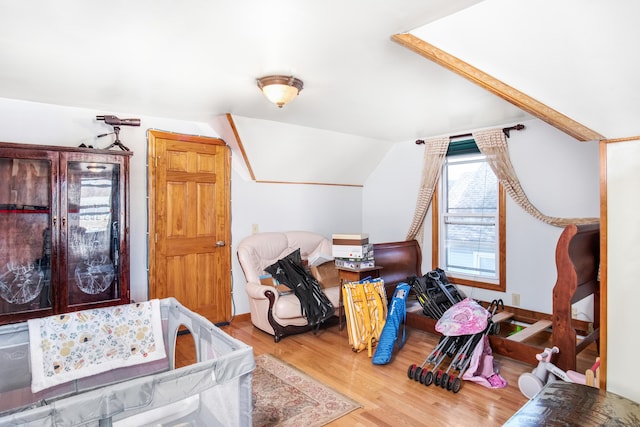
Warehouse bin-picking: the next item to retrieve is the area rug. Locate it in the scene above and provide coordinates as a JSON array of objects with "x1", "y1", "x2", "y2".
[{"x1": 252, "y1": 354, "x2": 361, "y2": 427}]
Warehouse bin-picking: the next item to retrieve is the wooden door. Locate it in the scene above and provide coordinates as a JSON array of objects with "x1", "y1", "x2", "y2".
[{"x1": 147, "y1": 130, "x2": 231, "y2": 324}]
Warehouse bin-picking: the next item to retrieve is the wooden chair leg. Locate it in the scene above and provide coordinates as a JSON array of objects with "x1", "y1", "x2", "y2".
[{"x1": 264, "y1": 290, "x2": 312, "y2": 342}]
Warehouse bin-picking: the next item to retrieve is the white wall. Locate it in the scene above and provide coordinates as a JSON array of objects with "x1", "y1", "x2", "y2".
[
  {"x1": 230, "y1": 176, "x2": 362, "y2": 316},
  {"x1": 0, "y1": 97, "x2": 364, "y2": 316},
  {"x1": 606, "y1": 139, "x2": 640, "y2": 402},
  {"x1": 364, "y1": 118, "x2": 600, "y2": 315},
  {"x1": 0, "y1": 99, "x2": 602, "y2": 331}
]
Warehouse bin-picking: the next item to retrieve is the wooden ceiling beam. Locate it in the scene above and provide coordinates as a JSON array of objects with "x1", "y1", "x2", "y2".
[{"x1": 392, "y1": 33, "x2": 604, "y2": 142}]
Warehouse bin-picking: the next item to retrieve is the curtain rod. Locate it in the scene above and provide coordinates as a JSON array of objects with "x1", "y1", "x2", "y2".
[{"x1": 415, "y1": 124, "x2": 525, "y2": 145}]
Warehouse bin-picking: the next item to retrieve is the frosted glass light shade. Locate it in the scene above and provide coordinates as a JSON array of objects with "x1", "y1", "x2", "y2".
[{"x1": 256, "y1": 75, "x2": 304, "y2": 108}]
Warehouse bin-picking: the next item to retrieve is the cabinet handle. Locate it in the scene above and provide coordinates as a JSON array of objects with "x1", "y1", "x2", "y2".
[
  {"x1": 53, "y1": 216, "x2": 57, "y2": 226},
  {"x1": 62, "y1": 217, "x2": 66, "y2": 227},
  {"x1": 216, "y1": 240, "x2": 226, "y2": 247}
]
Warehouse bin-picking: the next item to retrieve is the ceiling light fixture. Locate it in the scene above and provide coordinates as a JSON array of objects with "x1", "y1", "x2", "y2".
[{"x1": 256, "y1": 75, "x2": 304, "y2": 108}]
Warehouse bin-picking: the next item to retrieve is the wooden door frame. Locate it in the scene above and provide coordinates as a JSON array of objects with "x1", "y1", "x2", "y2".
[{"x1": 147, "y1": 130, "x2": 230, "y2": 301}]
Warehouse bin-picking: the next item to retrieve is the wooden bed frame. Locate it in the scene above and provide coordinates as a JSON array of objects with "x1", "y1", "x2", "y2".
[
  {"x1": 551, "y1": 222, "x2": 600, "y2": 371},
  {"x1": 373, "y1": 223, "x2": 601, "y2": 370},
  {"x1": 372, "y1": 240, "x2": 422, "y2": 299}
]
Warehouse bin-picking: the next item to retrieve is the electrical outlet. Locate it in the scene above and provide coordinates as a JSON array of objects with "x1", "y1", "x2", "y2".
[
  {"x1": 252, "y1": 224, "x2": 259, "y2": 234},
  {"x1": 512, "y1": 293, "x2": 520, "y2": 307},
  {"x1": 572, "y1": 307, "x2": 578, "y2": 318}
]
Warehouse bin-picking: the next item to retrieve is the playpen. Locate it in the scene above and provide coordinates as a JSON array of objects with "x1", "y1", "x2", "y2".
[{"x1": 0, "y1": 298, "x2": 254, "y2": 426}]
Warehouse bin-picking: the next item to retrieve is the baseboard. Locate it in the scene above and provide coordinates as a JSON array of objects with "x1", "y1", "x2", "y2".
[{"x1": 232, "y1": 312, "x2": 252, "y2": 322}]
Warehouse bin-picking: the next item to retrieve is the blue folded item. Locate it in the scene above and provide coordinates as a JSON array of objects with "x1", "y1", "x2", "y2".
[{"x1": 372, "y1": 282, "x2": 411, "y2": 365}]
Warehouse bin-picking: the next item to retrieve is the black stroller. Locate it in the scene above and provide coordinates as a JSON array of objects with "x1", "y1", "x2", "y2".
[{"x1": 408, "y1": 268, "x2": 465, "y2": 319}]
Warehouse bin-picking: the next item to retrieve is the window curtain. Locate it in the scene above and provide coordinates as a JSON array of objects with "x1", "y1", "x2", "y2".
[
  {"x1": 405, "y1": 136, "x2": 449, "y2": 244},
  {"x1": 472, "y1": 128, "x2": 598, "y2": 227}
]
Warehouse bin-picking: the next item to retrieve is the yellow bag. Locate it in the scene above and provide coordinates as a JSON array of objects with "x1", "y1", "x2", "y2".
[{"x1": 342, "y1": 278, "x2": 388, "y2": 356}]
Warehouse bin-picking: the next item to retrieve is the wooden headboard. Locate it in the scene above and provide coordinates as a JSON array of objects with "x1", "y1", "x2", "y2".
[
  {"x1": 552, "y1": 222, "x2": 600, "y2": 371},
  {"x1": 372, "y1": 240, "x2": 422, "y2": 299}
]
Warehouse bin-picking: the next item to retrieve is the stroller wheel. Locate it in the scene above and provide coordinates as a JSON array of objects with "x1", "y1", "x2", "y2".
[
  {"x1": 451, "y1": 377, "x2": 462, "y2": 393},
  {"x1": 424, "y1": 371, "x2": 434, "y2": 386},
  {"x1": 419, "y1": 368, "x2": 429, "y2": 384},
  {"x1": 446, "y1": 375, "x2": 455, "y2": 391},
  {"x1": 413, "y1": 367, "x2": 423, "y2": 382},
  {"x1": 440, "y1": 373, "x2": 449, "y2": 388},
  {"x1": 434, "y1": 370, "x2": 443, "y2": 386},
  {"x1": 407, "y1": 364, "x2": 417, "y2": 379}
]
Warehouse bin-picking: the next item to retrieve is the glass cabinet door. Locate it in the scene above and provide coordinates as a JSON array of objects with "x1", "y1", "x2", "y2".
[
  {"x1": 0, "y1": 144, "x2": 129, "y2": 325},
  {"x1": 0, "y1": 157, "x2": 53, "y2": 316},
  {"x1": 65, "y1": 160, "x2": 121, "y2": 306}
]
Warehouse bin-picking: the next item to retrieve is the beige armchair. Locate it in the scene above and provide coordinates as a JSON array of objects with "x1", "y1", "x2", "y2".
[{"x1": 237, "y1": 231, "x2": 340, "y2": 342}]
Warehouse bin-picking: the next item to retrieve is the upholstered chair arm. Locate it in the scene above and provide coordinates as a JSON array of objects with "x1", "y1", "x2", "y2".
[{"x1": 245, "y1": 281, "x2": 275, "y2": 300}]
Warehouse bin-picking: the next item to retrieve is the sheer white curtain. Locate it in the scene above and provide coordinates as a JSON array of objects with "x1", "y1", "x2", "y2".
[
  {"x1": 405, "y1": 136, "x2": 449, "y2": 244},
  {"x1": 472, "y1": 128, "x2": 598, "y2": 227}
]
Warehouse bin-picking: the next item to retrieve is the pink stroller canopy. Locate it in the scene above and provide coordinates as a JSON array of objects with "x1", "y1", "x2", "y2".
[{"x1": 435, "y1": 298, "x2": 490, "y2": 336}]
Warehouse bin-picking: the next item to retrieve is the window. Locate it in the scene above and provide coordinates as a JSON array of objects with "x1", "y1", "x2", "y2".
[{"x1": 432, "y1": 140, "x2": 506, "y2": 291}]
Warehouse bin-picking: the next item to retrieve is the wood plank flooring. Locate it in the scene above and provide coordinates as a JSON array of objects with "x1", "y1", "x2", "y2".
[{"x1": 175, "y1": 317, "x2": 598, "y2": 427}]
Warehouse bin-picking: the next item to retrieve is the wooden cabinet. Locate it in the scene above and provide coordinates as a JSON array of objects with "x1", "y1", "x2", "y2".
[
  {"x1": 0, "y1": 142, "x2": 131, "y2": 325},
  {"x1": 336, "y1": 266, "x2": 382, "y2": 284}
]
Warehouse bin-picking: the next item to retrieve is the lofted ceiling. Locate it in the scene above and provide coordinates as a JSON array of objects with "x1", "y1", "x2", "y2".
[
  {"x1": 1, "y1": 1, "x2": 636, "y2": 185},
  {"x1": 405, "y1": 0, "x2": 640, "y2": 142}
]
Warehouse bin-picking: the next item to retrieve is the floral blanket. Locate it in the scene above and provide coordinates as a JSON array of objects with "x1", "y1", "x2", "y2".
[{"x1": 28, "y1": 300, "x2": 166, "y2": 393}]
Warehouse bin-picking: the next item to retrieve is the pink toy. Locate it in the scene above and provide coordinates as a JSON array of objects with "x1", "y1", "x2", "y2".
[{"x1": 518, "y1": 346, "x2": 596, "y2": 398}]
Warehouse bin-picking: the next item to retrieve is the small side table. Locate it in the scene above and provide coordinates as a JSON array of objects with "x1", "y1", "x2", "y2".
[{"x1": 336, "y1": 266, "x2": 382, "y2": 330}]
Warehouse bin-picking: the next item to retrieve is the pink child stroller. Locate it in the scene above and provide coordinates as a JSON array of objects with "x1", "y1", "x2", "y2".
[{"x1": 407, "y1": 298, "x2": 507, "y2": 393}]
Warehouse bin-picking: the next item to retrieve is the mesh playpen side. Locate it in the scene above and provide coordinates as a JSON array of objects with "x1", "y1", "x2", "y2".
[{"x1": 0, "y1": 297, "x2": 255, "y2": 426}]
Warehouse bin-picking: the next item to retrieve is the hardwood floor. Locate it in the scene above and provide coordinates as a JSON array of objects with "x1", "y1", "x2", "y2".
[{"x1": 175, "y1": 317, "x2": 598, "y2": 427}]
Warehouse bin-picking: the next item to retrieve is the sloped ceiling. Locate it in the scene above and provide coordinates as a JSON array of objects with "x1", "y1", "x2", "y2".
[
  {"x1": 1, "y1": 1, "x2": 634, "y2": 185},
  {"x1": 221, "y1": 115, "x2": 395, "y2": 186},
  {"x1": 404, "y1": 0, "x2": 640, "y2": 141}
]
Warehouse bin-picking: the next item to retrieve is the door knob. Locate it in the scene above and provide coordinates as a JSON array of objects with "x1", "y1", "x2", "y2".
[{"x1": 216, "y1": 240, "x2": 226, "y2": 247}]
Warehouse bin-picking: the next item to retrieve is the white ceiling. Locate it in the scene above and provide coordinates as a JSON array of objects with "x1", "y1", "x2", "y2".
[
  {"x1": 1, "y1": 1, "x2": 635, "y2": 185},
  {"x1": 410, "y1": 0, "x2": 640, "y2": 141}
]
